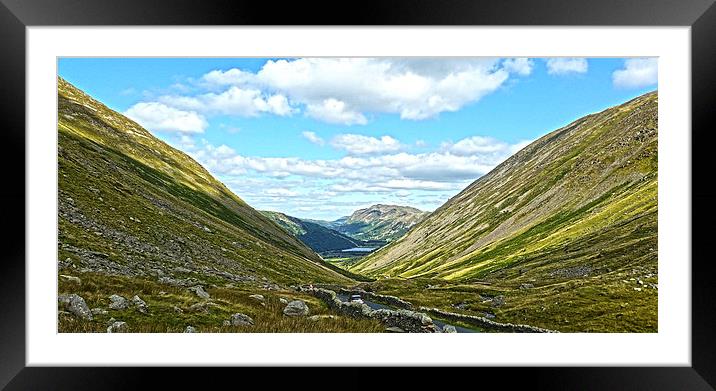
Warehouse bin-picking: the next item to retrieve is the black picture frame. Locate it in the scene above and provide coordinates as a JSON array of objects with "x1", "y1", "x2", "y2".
[{"x1": 1, "y1": 0, "x2": 714, "y2": 388}]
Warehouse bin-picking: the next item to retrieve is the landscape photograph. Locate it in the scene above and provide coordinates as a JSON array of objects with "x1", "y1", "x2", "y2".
[{"x1": 57, "y1": 57, "x2": 658, "y2": 333}]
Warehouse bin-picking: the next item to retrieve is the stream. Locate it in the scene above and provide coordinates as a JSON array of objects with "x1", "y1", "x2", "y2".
[{"x1": 336, "y1": 293, "x2": 480, "y2": 333}]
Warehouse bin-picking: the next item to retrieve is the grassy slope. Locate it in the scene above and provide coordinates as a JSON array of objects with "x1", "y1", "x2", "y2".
[
  {"x1": 59, "y1": 271, "x2": 382, "y2": 333},
  {"x1": 350, "y1": 92, "x2": 658, "y2": 332},
  {"x1": 58, "y1": 77, "x2": 354, "y2": 305}
]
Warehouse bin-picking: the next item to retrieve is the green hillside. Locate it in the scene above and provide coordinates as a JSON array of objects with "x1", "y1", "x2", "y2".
[
  {"x1": 350, "y1": 92, "x2": 658, "y2": 332},
  {"x1": 58, "y1": 77, "x2": 353, "y2": 288},
  {"x1": 260, "y1": 211, "x2": 360, "y2": 253}
]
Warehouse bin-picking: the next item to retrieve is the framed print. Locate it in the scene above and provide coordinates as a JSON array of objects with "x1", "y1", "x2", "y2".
[{"x1": 2, "y1": 0, "x2": 715, "y2": 388}]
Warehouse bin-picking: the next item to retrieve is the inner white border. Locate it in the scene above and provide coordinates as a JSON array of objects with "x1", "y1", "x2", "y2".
[{"x1": 27, "y1": 27, "x2": 691, "y2": 366}]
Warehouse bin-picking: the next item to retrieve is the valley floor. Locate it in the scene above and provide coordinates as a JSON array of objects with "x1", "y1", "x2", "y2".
[
  {"x1": 58, "y1": 270, "x2": 383, "y2": 333},
  {"x1": 356, "y1": 272, "x2": 658, "y2": 333}
]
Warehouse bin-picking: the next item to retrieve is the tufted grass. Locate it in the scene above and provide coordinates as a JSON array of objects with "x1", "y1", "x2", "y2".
[{"x1": 58, "y1": 271, "x2": 384, "y2": 333}]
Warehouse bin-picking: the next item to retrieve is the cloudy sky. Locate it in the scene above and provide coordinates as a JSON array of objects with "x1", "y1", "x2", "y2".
[{"x1": 58, "y1": 57, "x2": 657, "y2": 220}]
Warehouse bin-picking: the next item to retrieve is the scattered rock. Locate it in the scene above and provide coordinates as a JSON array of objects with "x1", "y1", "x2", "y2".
[
  {"x1": 202, "y1": 226, "x2": 212, "y2": 233},
  {"x1": 91, "y1": 307, "x2": 108, "y2": 316},
  {"x1": 173, "y1": 267, "x2": 192, "y2": 274},
  {"x1": 189, "y1": 286, "x2": 210, "y2": 300},
  {"x1": 442, "y1": 325, "x2": 457, "y2": 333},
  {"x1": 107, "y1": 321, "x2": 127, "y2": 333},
  {"x1": 633, "y1": 287, "x2": 642, "y2": 292},
  {"x1": 188, "y1": 302, "x2": 218, "y2": 314},
  {"x1": 279, "y1": 297, "x2": 289, "y2": 305},
  {"x1": 385, "y1": 326, "x2": 405, "y2": 333},
  {"x1": 58, "y1": 294, "x2": 93, "y2": 320},
  {"x1": 249, "y1": 294, "x2": 266, "y2": 306},
  {"x1": 222, "y1": 320, "x2": 231, "y2": 326},
  {"x1": 283, "y1": 300, "x2": 310, "y2": 317},
  {"x1": 108, "y1": 294, "x2": 128, "y2": 310},
  {"x1": 230, "y1": 313, "x2": 255, "y2": 326},
  {"x1": 59, "y1": 275, "x2": 81, "y2": 284},
  {"x1": 453, "y1": 302, "x2": 469, "y2": 310},
  {"x1": 172, "y1": 305, "x2": 184, "y2": 314},
  {"x1": 519, "y1": 283, "x2": 534, "y2": 290},
  {"x1": 131, "y1": 295, "x2": 149, "y2": 314},
  {"x1": 184, "y1": 326, "x2": 196, "y2": 333}
]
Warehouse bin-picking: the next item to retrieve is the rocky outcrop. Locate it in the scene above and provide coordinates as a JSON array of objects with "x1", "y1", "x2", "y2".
[
  {"x1": 283, "y1": 300, "x2": 310, "y2": 316},
  {"x1": 249, "y1": 294, "x2": 266, "y2": 306},
  {"x1": 419, "y1": 307, "x2": 558, "y2": 333},
  {"x1": 132, "y1": 295, "x2": 149, "y2": 314},
  {"x1": 107, "y1": 321, "x2": 127, "y2": 333},
  {"x1": 442, "y1": 325, "x2": 457, "y2": 333},
  {"x1": 230, "y1": 313, "x2": 254, "y2": 326},
  {"x1": 108, "y1": 294, "x2": 128, "y2": 310},
  {"x1": 189, "y1": 286, "x2": 210, "y2": 300},
  {"x1": 58, "y1": 294, "x2": 93, "y2": 320}
]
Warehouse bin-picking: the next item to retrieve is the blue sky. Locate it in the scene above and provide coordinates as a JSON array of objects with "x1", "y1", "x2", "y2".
[{"x1": 58, "y1": 57, "x2": 657, "y2": 220}]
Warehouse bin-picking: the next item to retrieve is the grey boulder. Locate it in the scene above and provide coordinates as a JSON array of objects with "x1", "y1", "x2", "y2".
[
  {"x1": 108, "y1": 294, "x2": 128, "y2": 310},
  {"x1": 58, "y1": 294, "x2": 93, "y2": 320},
  {"x1": 131, "y1": 295, "x2": 149, "y2": 313},
  {"x1": 249, "y1": 294, "x2": 265, "y2": 305},
  {"x1": 189, "y1": 286, "x2": 210, "y2": 300},
  {"x1": 442, "y1": 325, "x2": 457, "y2": 333},
  {"x1": 283, "y1": 300, "x2": 310, "y2": 317},
  {"x1": 107, "y1": 321, "x2": 127, "y2": 333},
  {"x1": 230, "y1": 313, "x2": 255, "y2": 326}
]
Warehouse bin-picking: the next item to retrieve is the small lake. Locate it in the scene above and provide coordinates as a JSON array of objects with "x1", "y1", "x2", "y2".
[{"x1": 341, "y1": 247, "x2": 376, "y2": 252}]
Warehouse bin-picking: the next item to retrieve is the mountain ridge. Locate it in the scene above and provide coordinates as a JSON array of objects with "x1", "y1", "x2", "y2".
[
  {"x1": 58, "y1": 77, "x2": 353, "y2": 286},
  {"x1": 352, "y1": 91, "x2": 657, "y2": 281},
  {"x1": 312, "y1": 204, "x2": 429, "y2": 242}
]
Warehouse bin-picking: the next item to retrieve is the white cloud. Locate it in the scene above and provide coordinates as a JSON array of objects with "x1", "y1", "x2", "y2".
[
  {"x1": 502, "y1": 58, "x2": 534, "y2": 76},
  {"x1": 442, "y1": 136, "x2": 509, "y2": 155},
  {"x1": 134, "y1": 58, "x2": 525, "y2": 126},
  {"x1": 302, "y1": 131, "x2": 325, "y2": 146},
  {"x1": 190, "y1": 134, "x2": 525, "y2": 186},
  {"x1": 201, "y1": 68, "x2": 255, "y2": 87},
  {"x1": 305, "y1": 99, "x2": 367, "y2": 125},
  {"x1": 185, "y1": 133, "x2": 529, "y2": 219},
  {"x1": 265, "y1": 188, "x2": 299, "y2": 197},
  {"x1": 441, "y1": 136, "x2": 532, "y2": 157},
  {"x1": 158, "y1": 86, "x2": 296, "y2": 117},
  {"x1": 219, "y1": 58, "x2": 510, "y2": 123},
  {"x1": 124, "y1": 102, "x2": 207, "y2": 133},
  {"x1": 330, "y1": 134, "x2": 403, "y2": 155},
  {"x1": 545, "y1": 58, "x2": 588, "y2": 75},
  {"x1": 612, "y1": 58, "x2": 658, "y2": 89}
]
